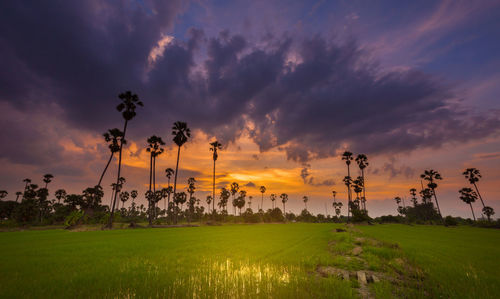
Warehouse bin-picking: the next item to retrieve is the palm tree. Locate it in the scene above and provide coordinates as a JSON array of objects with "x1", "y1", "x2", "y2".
[
  {"x1": 280, "y1": 193, "x2": 288, "y2": 215},
  {"x1": 146, "y1": 135, "x2": 165, "y2": 224},
  {"x1": 206, "y1": 195, "x2": 212, "y2": 214},
  {"x1": 394, "y1": 196, "x2": 402, "y2": 214},
  {"x1": 42, "y1": 174, "x2": 54, "y2": 189},
  {"x1": 161, "y1": 188, "x2": 169, "y2": 211},
  {"x1": 303, "y1": 196, "x2": 309, "y2": 211},
  {"x1": 119, "y1": 191, "x2": 130, "y2": 210},
  {"x1": 98, "y1": 128, "x2": 123, "y2": 186},
  {"x1": 248, "y1": 196, "x2": 253, "y2": 210},
  {"x1": 462, "y1": 168, "x2": 487, "y2": 210},
  {"x1": 108, "y1": 91, "x2": 143, "y2": 228},
  {"x1": 237, "y1": 190, "x2": 246, "y2": 215},
  {"x1": 210, "y1": 140, "x2": 222, "y2": 213},
  {"x1": 342, "y1": 151, "x2": 353, "y2": 219},
  {"x1": 0, "y1": 190, "x2": 7, "y2": 200},
  {"x1": 187, "y1": 177, "x2": 196, "y2": 210},
  {"x1": 420, "y1": 169, "x2": 443, "y2": 218},
  {"x1": 482, "y1": 206, "x2": 495, "y2": 221},
  {"x1": 15, "y1": 191, "x2": 22, "y2": 202},
  {"x1": 171, "y1": 121, "x2": 191, "y2": 201},
  {"x1": 355, "y1": 154, "x2": 369, "y2": 206},
  {"x1": 55, "y1": 189, "x2": 67, "y2": 204},
  {"x1": 333, "y1": 202, "x2": 343, "y2": 218},
  {"x1": 219, "y1": 188, "x2": 230, "y2": 214},
  {"x1": 409, "y1": 188, "x2": 418, "y2": 206},
  {"x1": 23, "y1": 178, "x2": 31, "y2": 190},
  {"x1": 259, "y1": 186, "x2": 266, "y2": 210},
  {"x1": 270, "y1": 193, "x2": 276, "y2": 209},
  {"x1": 230, "y1": 182, "x2": 239, "y2": 215},
  {"x1": 332, "y1": 190, "x2": 337, "y2": 203},
  {"x1": 458, "y1": 188, "x2": 478, "y2": 221},
  {"x1": 165, "y1": 168, "x2": 174, "y2": 200}
]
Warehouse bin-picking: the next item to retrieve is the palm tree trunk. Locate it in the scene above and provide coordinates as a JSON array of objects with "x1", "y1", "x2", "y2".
[
  {"x1": 148, "y1": 153, "x2": 153, "y2": 226},
  {"x1": 213, "y1": 159, "x2": 216, "y2": 215},
  {"x1": 347, "y1": 164, "x2": 351, "y2": 222},
  {"x1": 261, "y1": 194, "x2": 264, "y2": 211},
  {"x1": 361, "y1": 168, "x2": 366, "y2": 211},
  {"x1": 432, "y1": 188, "x2": 443, "y2": 219},
  {"x1": 173, "y1": 146, "x2": 181, "y2": 224},
  {"x1": 469, "y1": 203, "x2": 476, "y2": 221},
  {"x1": 472, "y1": 182, "x2": 485, "y2": 208},
  {"x1": 98, "y1": 153, "x2": 114, "y2": 187},
  {"x1": 107, "y1": 120, "x2": 128, "y2": 228}
]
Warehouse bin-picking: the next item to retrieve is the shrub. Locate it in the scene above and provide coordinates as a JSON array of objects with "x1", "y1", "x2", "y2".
[{"x1": 444, "y1": 216, "x2": 458, "y2": 226}]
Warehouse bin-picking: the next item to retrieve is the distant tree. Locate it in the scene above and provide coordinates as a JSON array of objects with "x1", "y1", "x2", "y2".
[
  {"x1": 303, "y1": 196, "x2": 309, "y2": 211},
  {"x1": 458, "y1": 188, "x2": 478, "y2": 221},
  {"x1": 355, "y1": 154, "x2": 369, "y2": 208},
  {"x1": 394, "y1": 196, "x2": 402, "y2": 215},
  {"x1": 462, "y1": 168, "x2": 488, "y2": 214},
  {"x1": 0, "y1": 190, "x2": 7, "y2": 200},
  {"x1": 187, "y1": 177, "x2": 196, "y2": 211},
  {"x1": 280, "y1": 193, "x2": 289, "y2": 214},
  {"x1": 55, "y1": 189, "x2": 67, "y2": 204},
  {"x1": 206, "y1": 195, "x2": 212, "y2": 213},
  {"x1": 230, "y1": 182, "x2": 239, "y2": 215},
  {"x1": 333, "y1": 202, "x2": 343, "y2": 218},
  {"x1": 130, "y1": 190, "x2": 138, "y2": 204},
  {"x1": 259, "y1": 186, "x2": 266, "y2": 210},
  {"x1": 210, "y1": 141, "x2": 222, "y2": 213},
  {"x1": 409, "y1": 188, "x2": 418, "y2": 206},
  {"x1": 146, "y1": 135, "x2": 165, "y2": 225},
  {"x1": 270, "y1": 193, "x2": 276, "y2": 209},
  {"x1": 165, "y1": 168, "x2": 174, "y2": 209},
  {"x1": 98, "y1": 128, "x2": 123, "y2": 186},
  {"x1": 332, "y1": 190, "x2": 337, "y2": 203},
  {"x1": 15, "y1": 191, "x2": 22, "y2": 202},
  {"x1": 172, "y1": 121, "x2": 191, "y2": 215},
  {"x1": 482, "y1": 206, "x2": 495, "y2": 221},
  {"x1": 236, "y1": 190, "x2": 247, "y2": 215},
  {"x1": 219, "y1": 188, "x2": 230, "y2": 214},
  {"x1": 23, "y1": 178, "x2": 31, "y2": 190},
  {"x1": 248, "y1": 196, "x2": 253, "y2": 210},
  {"x1": 108, "y1": 91, "x2": 143, "y2": 228},
  {"x1": 420, "y1": 169, "x2": 443, "y2": 218},
  {"x1": 342, "y1": 151, "x2": 354, "y2": 220},
  {"x1": 119, "y1": 191, "x2": 130, "y2": 210},
  {"x1": 43, "y1": 174, "x2": 54, "y2": 189},
  {"x1": 174, "y1": 192, "x2": 187, "y2": 221}
]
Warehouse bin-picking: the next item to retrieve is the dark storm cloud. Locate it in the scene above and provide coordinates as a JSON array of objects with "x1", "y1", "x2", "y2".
[
  {"x1": 1, "y1": 1, "x2": 499, "y2": 169},
  {"x1": 300, "y1": 165, "x2": 335, "y2": 186}
]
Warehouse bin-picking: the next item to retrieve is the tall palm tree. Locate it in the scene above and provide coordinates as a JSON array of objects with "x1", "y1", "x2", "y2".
[
  {"x1": 209, "y1": 140, "x2": 222, "y2": 212},
  {"x1": 420, "y1": 169, "x2": 443, "y2": 218},
  {"x1": 206, "y1": 195, "x2": 212, "y2": 214},
  {"x1": 230, "y1": 182, "x2": 239, "y2": 215},
  {"x1": 482, "y1": 206, "x2": 495, "y2": 222},
  {"x1": 43, "y1": 174, "x2": 54, "y2": 189},
  {"x1": 280, "y1": 193, "x2": 288, "y2": 215},
  {"x1": 458, "y1": 188, "x2": 478, "y2": 221},
  {"x1": 303, "y1": 196, "x2": 309, "y2": 211},
  {"x1": 98, "y1": 128, "x2": 123, "y2": 186},
  {"x1": 146, "y1": 135, "x2": 165, "y2": 224},
  {"x1": 342, "y1": 151, "x2": 353, "y2": 220},
  {"x1": 355, "y1": 154, "x2": 369, "y2": 206},
  {"x1": 108, "y1": 91, "x2": 143, "y2": 228},
  {"x1": 119, "y1": 191, "x2": 130, "y2": 210},
  {"x1": 172, "y1": 122, "x2": 191, "y2": 201},
  {"x1": 55, "y1": 189, "x2": 66, "y2": 204},
  {"x1": 462, "y1": 168, "x2": 487, "y2": 209},
  {"x1": 259, "y1": 186, "x2": 266, "y2": 210}
]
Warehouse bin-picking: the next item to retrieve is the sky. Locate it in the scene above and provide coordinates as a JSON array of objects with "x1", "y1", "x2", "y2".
[{"x1": 0, "y1": 0, "x2": 499, "y2": 218}]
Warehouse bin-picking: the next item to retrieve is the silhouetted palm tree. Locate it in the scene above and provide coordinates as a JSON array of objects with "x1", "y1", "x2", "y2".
[
  {"x1": 98, "y1": 128, "x2": 123, "y2": 186},
  {"x1": 209, "y1": 140, "x2": 222, "y2": 213},
  {"x1": 0, "y1": 190, "x2": 7, "y2": 200},
  {"x1": 332, "y1": 190, "x2": 337, "y2": 203},
  {"x1": 130, "y1": 190, "x2": 138, "y2": 204},
  {"x1": 342, "y1": 151, "x2": 353, "y2": 219},
  {"x1": 108, "y1": 91, "x2": 143, "y2": 228},
  {"x1": 462, "y1": 168, "x2": 487, "y2": 210},
  {"x1": 219, "y1": 188, "x2": 230, "y2": 214},
  {"x1": 43, "y1": 174, "x2": 53, "y2": 189},
  {"x1": 394, "y1": 196, "x2": 402, "y2": 214},
  {"x1": 206, "y1": 195, "x2": 212, "y2": 213},
  {"x1": 459, "y1": 188, "x2": 477, "y2": 221},
  {"x1": 15, "y1": 191, "x2": 22, "y2": 202},
  {"x1": 420, "y1": 169, "x2": 443, "y2": 218},
  {"x1": 259, "y1": 186, "x2": 266, "y2": 210},
  {"x1": 333, "y1": 202, "x2": 343, "y2": 218},
  {"x1": 55, "y1": 189, "x2": 66, "y2": 204},
  {"x1": 482, "y1": 206, "x2": 495, "y2": 221},
  {"x1": 146, "y1": 135, "x2": 165, "y2": 224},
  {"x1": 409, "y1": 188, "x2": 418, "y2": 206},
  {"x1": 270, "y1": 193, "x2": 276, "y2": 209},
  {"x1": 172, "y1": 121, "x2": 191, "y2": 203},
  {"x1": 120, "y1": 191, "x2": 130, "y2": 210},
  {"x1": 230, "y1": 182, "x2": 239, "y2": 215},
  {"x1": 280, "y1": 193, "x2": 288, "y2": 215},
  {"x1": 23, "y1": 178, "x2": 31, "y2": 190},
  {"x1": 303, "y1": 196, "x2": 309, "y2": 210},
  {"x1": 355, "y1": 154, "x2": 369, "y2": 207}
]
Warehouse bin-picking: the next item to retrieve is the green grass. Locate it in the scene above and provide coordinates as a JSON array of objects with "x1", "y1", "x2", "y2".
[
  {"x1": 0, "y1": 223, "x2": 498, "y2": 298},
  {"x1": 359, "y1": 224, "x2": 500, "y2": 298}
]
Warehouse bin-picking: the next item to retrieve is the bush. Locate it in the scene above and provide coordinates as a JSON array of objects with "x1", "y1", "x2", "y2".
[
  {"x1": 64, "y1": 210, "x2": 84, "y2": 227},
  {"x1": 444, "y1": 216, "x2": 458, "y2": 226}
]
